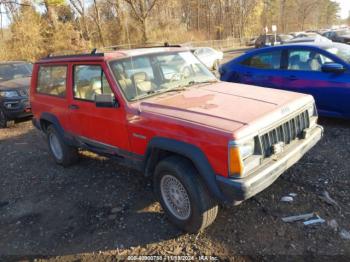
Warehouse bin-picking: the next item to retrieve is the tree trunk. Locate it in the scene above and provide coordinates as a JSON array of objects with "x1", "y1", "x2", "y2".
[
  {"x1": 0, "y1": 9, "x2": 3, "y2": 39},
  {"x1": 196, "y1": 0, "x2": 200, "y2": 31},
  {"x1": 141, "y1": 18, "x2": 148, "y2": 43},
  {"x1": 43, "y1": 0, "x2": 58, "y2": 28},
  {"x1": 93, "y1": 0, "x2": 105, "y2": 46}
]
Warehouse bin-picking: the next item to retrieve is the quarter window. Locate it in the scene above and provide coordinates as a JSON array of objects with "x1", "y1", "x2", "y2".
[
  {"x1": 287, "y1": 50, "x2": 335, "y2": 71},
  {"x1": 241, "y1": 51, "x2": 281, "y2": 69},
  {"x1": 73, "y1": 65, "x2": 113, "y2": 101},
  {"x1": 36, "y1": 65, "x2": 67, "y2": 97}
]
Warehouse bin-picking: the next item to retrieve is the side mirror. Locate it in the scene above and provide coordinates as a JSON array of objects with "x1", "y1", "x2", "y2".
[
  {"x1": 321, "y1": 63, "x2": 346, "y2": 73},
  {"x1": 95, "y1": 94, "x2": 119, "y2": 108}
]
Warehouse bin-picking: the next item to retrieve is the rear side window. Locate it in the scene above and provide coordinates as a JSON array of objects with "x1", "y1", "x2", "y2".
[
  {"x1": 241, "y1": 51, "x2": 281, "y2": 69},
  {"x1": 73, "y1": 65, "x2": 112, "y2": 101},
  {"x1": 36, "y1": 65, "x2": 67, "y2": 97}
]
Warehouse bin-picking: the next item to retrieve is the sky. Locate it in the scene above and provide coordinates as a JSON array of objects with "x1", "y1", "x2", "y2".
[{"x1": 334, "y1": 0, "x2": 350, "y2": 19}]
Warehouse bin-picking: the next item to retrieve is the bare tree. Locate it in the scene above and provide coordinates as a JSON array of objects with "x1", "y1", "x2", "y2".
[
  {"x1": 296, "y1": 0, "x2": 319, "y2": 30},
  {"x1": 0, "y1": 0, "x2": 342, "y2": 61},
  {"x1": 124, "y1": 0, "x2": 158, "y2": 43},
  {"x1": 69, "y1": 0, "x2": 90, "y2": 41},
  {"x1": 92, "y1": 0, "x2": 105, "y2": 46}
]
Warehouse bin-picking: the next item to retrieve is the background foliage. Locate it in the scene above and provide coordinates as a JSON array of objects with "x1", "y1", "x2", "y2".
[{"x1": 0, "y1": 0, "x2": 344, "y2": 61}]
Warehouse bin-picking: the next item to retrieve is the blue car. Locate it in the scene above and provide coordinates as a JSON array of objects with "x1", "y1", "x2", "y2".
[{"x1": 220, "y1": 43, "x2": 350, "y2": 119}]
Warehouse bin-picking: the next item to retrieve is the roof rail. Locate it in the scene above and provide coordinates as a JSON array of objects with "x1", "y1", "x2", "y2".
[
  {"x1": 41, "y1": 42, "x2": 183, "y2": 60},
  {"x1": 99, "y1": 42, "x2": 182, "y2": 52},
  {"x1": 42, "y1": 49, "x2": 104, "y2": 60}
]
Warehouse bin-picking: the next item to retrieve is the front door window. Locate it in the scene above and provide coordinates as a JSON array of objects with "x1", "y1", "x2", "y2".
[{"x1": 287, "y1": 50, "x2": 335, "y2": 71}]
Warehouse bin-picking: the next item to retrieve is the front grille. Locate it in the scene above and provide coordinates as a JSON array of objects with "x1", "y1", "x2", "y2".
[{"x1": 260, "y1": 110, "x2": 310, "y2": 157}]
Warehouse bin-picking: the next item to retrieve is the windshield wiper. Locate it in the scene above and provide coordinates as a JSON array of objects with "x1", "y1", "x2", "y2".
[
  {"x1": 131, "y1": 87, "x2": 185, "y2": 101},
  {"x1": 182, "y1": 79, "x2": 218, "y2": 88},
  {"x1": 159, "y1": 87, "x2": 187, "y2": 93},
  {"x1": 131, "y1": 80, "x2": 218, "y2": 101}
]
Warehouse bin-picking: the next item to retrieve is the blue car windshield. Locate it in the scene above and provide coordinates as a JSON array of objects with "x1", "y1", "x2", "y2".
[{"x1": 323, "y1": 44, "x2": 350, "y2": 63}]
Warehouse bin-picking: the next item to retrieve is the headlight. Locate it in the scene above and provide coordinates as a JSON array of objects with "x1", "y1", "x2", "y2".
[
  {"x1": 239, "y1": 140, "x2": 255, "y2": 160},
  {"x1": 228, "y1": 139, "x2": 255, "y2": 177},
  {"x1": 0, "y1": 90, "x2": 18, "y2": 98}
]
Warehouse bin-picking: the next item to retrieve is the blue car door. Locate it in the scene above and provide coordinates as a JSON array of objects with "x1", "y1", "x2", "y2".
[
  {"x1": 279, "y1": 48, "x2": 350, "y2": 117},
  {"x1": 237, "y1": 49, "x2": 285, "y2": 89}
]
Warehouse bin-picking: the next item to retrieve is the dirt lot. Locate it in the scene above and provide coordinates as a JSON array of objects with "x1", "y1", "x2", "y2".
[{"x1": 0, "y1": 117, "x2": 350, "y2": 261}]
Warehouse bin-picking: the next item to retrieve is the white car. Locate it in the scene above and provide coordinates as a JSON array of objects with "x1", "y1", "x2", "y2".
[
  {"x1": 285, "y1": 34, "x2": 332, "y2": 44},
  {"x1": 193, "y1": 47, "x2": 223, "y2": 70}
]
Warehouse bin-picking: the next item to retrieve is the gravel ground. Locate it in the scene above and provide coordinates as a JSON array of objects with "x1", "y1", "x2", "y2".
[{"x1": 0, "y1": 116, "x2": 350, "y2": 262}]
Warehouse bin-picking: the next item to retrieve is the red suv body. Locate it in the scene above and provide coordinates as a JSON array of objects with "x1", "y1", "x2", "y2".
[{"x1": 31, "y1": 47, "x2": 323, "y2": 232}]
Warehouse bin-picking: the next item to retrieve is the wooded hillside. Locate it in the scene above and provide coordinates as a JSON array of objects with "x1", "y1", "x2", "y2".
[{"x1": 0, "y1": 0, "x2": 342, "y2": 61}]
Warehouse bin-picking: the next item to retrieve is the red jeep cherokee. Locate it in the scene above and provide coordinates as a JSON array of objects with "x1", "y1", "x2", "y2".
[{"x1": 30, "y1": 46, "x2": 323, "y2": 232}]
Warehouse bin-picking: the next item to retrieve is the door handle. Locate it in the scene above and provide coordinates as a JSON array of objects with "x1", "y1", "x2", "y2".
[
  {"x1": 288, "y1": 75, "x2": 298, "y2": 81},
  {"x1": 69, "y1": 104, "x2": 80, "y2": 110}
]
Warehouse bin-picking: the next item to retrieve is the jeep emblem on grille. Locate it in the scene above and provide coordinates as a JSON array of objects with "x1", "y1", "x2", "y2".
[{"x1": 272, "y1": 142, "x2": 285, "y2": 154}]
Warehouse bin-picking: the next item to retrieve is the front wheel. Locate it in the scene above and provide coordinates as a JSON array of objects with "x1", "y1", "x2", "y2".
[
  {"x1": 47, "y1": 125, "x2": 79, "y2": 167},
  {"x1": 154, "y1": 156, "x2": 218, "y2": 233},
  {"x1": 213, "y1": 60, "x2": 220, "y2": 71},
  {"x1": 0, "y1": 108, "x2": 14, "y2": 128}
]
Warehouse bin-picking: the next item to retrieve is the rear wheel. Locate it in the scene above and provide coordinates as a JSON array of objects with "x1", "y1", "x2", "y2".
[
  {"x1": 47, "y1": 125, "x2": 79, "y2": 167},
  {"x1": 154, "y1": 156, "x2": 218, "y2": 233}
]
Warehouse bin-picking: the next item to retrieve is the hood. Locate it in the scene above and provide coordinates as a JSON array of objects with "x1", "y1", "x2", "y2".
[
  {"x1": 138, "y1": 82, "x2": 313, "y2": 138},
  {"x1": 0, "y1": 77, "x2": 30, "y2": 91}
]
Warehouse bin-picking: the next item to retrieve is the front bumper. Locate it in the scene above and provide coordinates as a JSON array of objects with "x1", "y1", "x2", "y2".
[
  {"x1": 217, "y1": 125, "x2": 323, "y2": 203},
  {"x1": 1, "y1": 98, "x2": 32, "y2": 120}
]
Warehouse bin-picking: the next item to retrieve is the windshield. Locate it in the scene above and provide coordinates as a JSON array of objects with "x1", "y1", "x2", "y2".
[
  {"x1": 109, "y1": 51, "x2": 217, "y2": 101},
  {"x1": 0, "y1": 63, "x2": 32, "y2": 82},
  {"x1": 323, "y1": 44, "x2": 350, "y2": 63}
]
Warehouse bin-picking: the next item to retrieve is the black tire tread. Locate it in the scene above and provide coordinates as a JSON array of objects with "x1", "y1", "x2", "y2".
[
  {"x1": 192, "y1": 167, "x2": 218, "y2": 231},
  {"x1": 0, "y1": 108, "x2": 9, "y2": 128},
  {"x1": 154, "y1": 155, "x2": 218, "y2": 233},
  {"x1": 47, "y1": 125, "x2": 79, "y2": 167}
]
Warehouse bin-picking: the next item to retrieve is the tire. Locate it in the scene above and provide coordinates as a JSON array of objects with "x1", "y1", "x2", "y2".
[
  {"x1": 0, "y1": 108, "x2": 13, "y2": 128},
  {"x1": 46, "y1": 125, "x2": 79, "y2": 167},
  {"x1": 154, "y1": 156, "x2": 218, "y2": 233}
]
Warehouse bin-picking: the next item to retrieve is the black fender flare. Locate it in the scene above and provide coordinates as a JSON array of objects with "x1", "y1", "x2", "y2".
[
  {"x1": 39, "y1": 112, "x2": 74, "y2": 145},
  {"x1": 144, "y1": 137, "x2": 227, "y2": 203}
]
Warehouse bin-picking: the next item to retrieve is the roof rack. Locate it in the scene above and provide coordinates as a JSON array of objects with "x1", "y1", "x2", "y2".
[
  {"x1": 41, "y1": 42, "x2": 183, "y2": 60},
  {"x1": 43, "y1": 49, "x2": 104, "y2": 60},
  {"x1": 99, "y1": 42, "x2": 183, "y2": 52}
]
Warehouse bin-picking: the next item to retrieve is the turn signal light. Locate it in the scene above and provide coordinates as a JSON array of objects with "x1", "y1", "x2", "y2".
[{"x1": 229, "y1": 147, "x2": 244, "y2": 176}]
